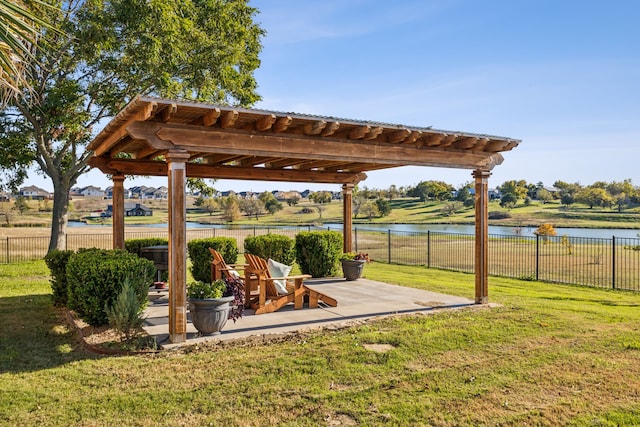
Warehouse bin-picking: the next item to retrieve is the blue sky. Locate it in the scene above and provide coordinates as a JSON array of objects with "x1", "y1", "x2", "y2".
[{"x1": 31, "y1": 0, "x2": 640, "y2": 193}]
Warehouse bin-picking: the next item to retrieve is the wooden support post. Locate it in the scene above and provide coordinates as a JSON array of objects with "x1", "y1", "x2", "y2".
[
  {"x1": 112, "y1": 174, "x2": 125, "y2": 250},
  {"x1": 342, "y1": 184, "x2": 354, "y2": 253},
  {"x1": 167, "y1": 150, "x2": 190, "y2": 343},
  {"x1": 473, "y1": 169, "x2": 491, "y2": 304}
]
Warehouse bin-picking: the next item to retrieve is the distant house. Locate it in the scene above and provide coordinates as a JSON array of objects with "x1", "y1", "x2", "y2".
[
  {"x1": 105, "y1": 186, "x2": 132, "y2": 199},
  {"x1": 103, "y1": 203, "x2": 153, "y2": 217},
  {"x1": 79, "y1": 185, "x2": 105, "y2": 197},
  {"x1": 19, "y1": 185, "x2": 51, "y2": 200},
  {"x1": 150, "y1": 186, "x2": 168, "y2": 199}
]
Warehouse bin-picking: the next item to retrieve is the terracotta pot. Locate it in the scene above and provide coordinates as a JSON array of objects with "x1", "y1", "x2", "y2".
[{"x1": 188, "y1": 296, "x2": 234, "y2": 335}]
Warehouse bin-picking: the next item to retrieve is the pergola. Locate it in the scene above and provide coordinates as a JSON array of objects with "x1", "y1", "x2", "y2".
[{"x1": 87, "y1": 95, "x2": 520, "y2": 343}]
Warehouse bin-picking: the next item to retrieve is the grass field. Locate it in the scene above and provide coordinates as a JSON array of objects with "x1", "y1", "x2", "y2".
[{"x1": 2, "y1": 260, "x2": 640, "y2": 425}]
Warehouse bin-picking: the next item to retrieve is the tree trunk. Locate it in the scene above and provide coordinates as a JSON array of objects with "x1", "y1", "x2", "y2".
[{"x1": 49, "y1": 179, "x2": 71, "y2": 252}]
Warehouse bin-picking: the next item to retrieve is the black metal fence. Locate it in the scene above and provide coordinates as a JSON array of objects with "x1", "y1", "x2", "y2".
[{"x1": 2, "y1": 225, "x2": 639, "y2": 291}]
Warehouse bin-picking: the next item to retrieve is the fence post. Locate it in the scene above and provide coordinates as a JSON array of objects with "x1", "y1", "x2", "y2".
[
  {"x1": 354, "y1": 228, "x2": 358, "y2": 253},
  {"x1": 535, "y1": 234, "x2": 540, "y2": 281},
  {"x1": 5, "y1": 237, "x2": 9, "y2": 264},
  {"x1": 612, "y1": 236, "x2": 616, "y2": 290},
  {"x1": 427, "y1": 231, "x2": 431, "y2": 268},
  {"x1": 388, "y1": 229, "x2": 391, "y2": 264}
]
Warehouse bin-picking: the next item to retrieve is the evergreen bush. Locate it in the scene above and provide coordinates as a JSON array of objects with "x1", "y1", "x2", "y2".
[
  {"x1": 294, "y1": 231, "x2": 342, "y2": 277},
  {"x1": 44, "y1": 249, "x2": 74, "y2": 306},
  {"x1": 187, "y1": 237, "x2": 238, "y2": 283},
  {"x1": 244, "y1": 234, "x2": 295, "y2": 265},
  {"x1": 105, "y1": 277, "x2": 146, "y2": 341},
  {"x1": 66, "y1": 248, "x2": 155, "y2": 326}
]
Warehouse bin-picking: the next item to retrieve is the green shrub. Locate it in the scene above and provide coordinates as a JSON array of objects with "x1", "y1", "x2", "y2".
[
  {"x1": 244, "y1": 234, "x2": 295, "y2": 265},
  {"x1": 43, "y1": 249, "x2": 74, "y2": 306},
  {"x1": 124, "y1": 238, "x2": 168, "y2": 255},
  {"x1": 295, "y1": 231, "x2": 342, "y2": 277},
  {"x1": 124, "y1": 237, "x2": 169, "y2": 281},
  {"x1": 106, "y1": 277, "x2": 146, "y2": 341},
  {"x1": 66, "y1": 248, "x2": 155, "y2": 326},
  {"x1": 187, "y1": 237, "x2": 238, "y2": 283}
]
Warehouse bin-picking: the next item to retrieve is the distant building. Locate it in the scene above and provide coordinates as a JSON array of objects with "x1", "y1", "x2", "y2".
[
  {"x1": 78, "y1": 185, "x2": 105, "y2": 197},
  {"x1": 103, "y1": 203, "x2": 153, "y2": 217},
  {"x1": 19, "y1": 185, "x2": 51, "y2": 200}
]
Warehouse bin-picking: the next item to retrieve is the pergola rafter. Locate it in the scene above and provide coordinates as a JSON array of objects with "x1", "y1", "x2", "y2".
[{"x1": 87, "y1": 95, "x2": 520, "y2": 343}]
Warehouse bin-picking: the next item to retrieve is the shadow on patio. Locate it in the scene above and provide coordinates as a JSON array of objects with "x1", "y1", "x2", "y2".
[{"x1": 144, "y1": 277, "x2": 475, "y2": 350}]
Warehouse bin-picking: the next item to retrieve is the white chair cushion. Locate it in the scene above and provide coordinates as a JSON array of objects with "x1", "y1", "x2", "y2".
[
  {"x1": 228, "y1": 269, "x2": 241, "y2": 279},
  {"x1": 267, "y1": 258, "x2": 292, "y2": 295}
]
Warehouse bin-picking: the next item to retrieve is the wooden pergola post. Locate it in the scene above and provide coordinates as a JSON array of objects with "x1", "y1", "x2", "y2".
[
  {"x1": 111, "y1": 174, "x2": 126, "y2": 250},
  {"x1": 342, "y1": 183, "x2": 354, "y2": 253},
  {"x1": 167, "y1": 150, "x2": 190, "y2": 343},
  {"x1": 473, "y1": 169, "x2": 491, "y2": 304}
]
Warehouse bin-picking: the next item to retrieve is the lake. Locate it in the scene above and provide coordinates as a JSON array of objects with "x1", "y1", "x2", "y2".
[{"x1": 69, "y1": 221, "x2": 640, "y2": 239}]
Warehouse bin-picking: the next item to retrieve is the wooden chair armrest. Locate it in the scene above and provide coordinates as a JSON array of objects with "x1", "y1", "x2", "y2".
[{"x1": 266, "y1": 274, "x2": 312, "y2": 281}]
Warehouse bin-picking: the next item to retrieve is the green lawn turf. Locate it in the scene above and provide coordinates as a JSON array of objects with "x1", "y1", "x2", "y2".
[{"x1": 1, "y1": 260, "x2": 640, "y2": 426}]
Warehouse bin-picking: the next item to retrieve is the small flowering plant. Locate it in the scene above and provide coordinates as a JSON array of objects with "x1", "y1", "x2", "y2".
[
  {"x1": 339, "y1": 252, "x2": 371, "y2": 262},
  {"x1": 187, "y1": 279, "x2": 226, "y2": 299}
]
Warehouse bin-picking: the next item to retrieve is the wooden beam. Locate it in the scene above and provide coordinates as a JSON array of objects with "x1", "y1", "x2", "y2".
[
  {"x1": 321, "y1": 121, "x2": 340, "y2": 136},
  {"x1": 251, "y1": 114, "x2": 276, "y2": 131},
  {"x1": 405, "y1": 130, "x2": 422, "y2": 144},
  {"x1": 473, "y1": 169, "x2": 491, "y2": 304},
  {"x1": 273, "y1": 116, "x2": 292, "y2": 133},
  {"x1": 387, "y1": 129, "x2": 411, "y2": 143},
  {"x1": 202, "y1": 108, "x2": 221, "y2": 126},
  {"x1": 453, "y1": 137, "x2": 478, "y2": 150},
  {"x1": 87, "y1": 157, "x2": 367, "y2": 184},
  {"x1": 220, "y1": 110, "x2": 239, "y2": 128},
  {"x1": 91, "y1": 101, "x2": 157, "y2": 156},
  {"x1": 303, "y1": 120, "x2": 326, "y2": 135},
  {"x1": 348, "y1": 125, "x2": 370, "y2": 140},
  {"x1": 162, "y1": 103, "x2": 177, "y2": 122},
  {"x1": 363, "y1": 126, "x2": 384, "y2": 141},
  {"x1": 125, "y1": 121, "x2": 499, "y2": 170}
]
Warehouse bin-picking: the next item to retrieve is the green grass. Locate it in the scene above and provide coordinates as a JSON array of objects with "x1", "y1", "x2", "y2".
[{"x1": 2, "y1": 261, "x2": 640, "y2": 425}]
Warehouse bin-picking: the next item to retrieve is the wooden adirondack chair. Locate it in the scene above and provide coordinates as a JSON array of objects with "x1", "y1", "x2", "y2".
[
  {"x1": 244, "y1": 253, "x2": 337, "y2": 315},
  {"x1": 209, "y1": 248, "x2": 258, "y2": 308}
]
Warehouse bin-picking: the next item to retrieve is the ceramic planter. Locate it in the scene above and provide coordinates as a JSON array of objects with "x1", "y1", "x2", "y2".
[
  {"x1": 341, "y1": 259, "x2": 366, "y2": 281},
  {"x1": 188, "y1": 296, "x2": 234, "y2": 335}
]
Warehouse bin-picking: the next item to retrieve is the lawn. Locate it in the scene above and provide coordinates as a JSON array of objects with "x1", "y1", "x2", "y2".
[{"x1": 1, "y1": 261, "x2": 640, "y2": 426}]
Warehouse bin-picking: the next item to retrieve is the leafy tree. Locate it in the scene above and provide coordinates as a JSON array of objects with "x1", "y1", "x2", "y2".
[
  {"x1": 309, "y1": 191, "x2": 333, "y2": 204},
  {"x1": 360, "y1": 201, "x2": 379, "y2": 219},
  {"x1": 314, "y1": 204, "x2": 327, "y2": 219},
  {"x1": 534, "y1": 223, "x2": 557, "y2": 244},
  {"x1": 240, "y1": 198, "x2": 264, "y2": 220},
  {"x1": 454, "y1": 184, "x2": 471, "y2": 202},
  {"x1": 576, "y1": 187, "x2": 613, "y2": 209},
  {"x1": 407, "y1": 180, "x2": 454, "y2": 202},
  {"x1": 218, "y1": 196, "x2": 241, "y2": 222},
  {"x1": 13, "y1": 196, "x2": 29, "y2": 214},
  {"x1": 497, "y1": 180, "x2": 529, "y2": 200},
  {"x1": 442, "y1": 201, "x2": 463, "y2": 216},
  {"x1": 0, "y1": 0, "x2": 264, "y2": 252},
  {"x1": 536, "y1": 188, "x2": 553, "y2": 204},
  {"x1": 286, "y1": 195, "x2": 300, "y2": 206},
  {"x1": 499, "y1": 192, "x2": 518, "y2": 209},
  {"x1": 386, "y1": 184, "x2": 400, "y2": 200},
  {"x1": 375, "y1": 198, "x2": 391, "y2": 217}
]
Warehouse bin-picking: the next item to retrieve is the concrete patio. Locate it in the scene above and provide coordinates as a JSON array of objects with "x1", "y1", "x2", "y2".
[{"x1": 143, "y1": 277, "x2": 475, "y2": 350}]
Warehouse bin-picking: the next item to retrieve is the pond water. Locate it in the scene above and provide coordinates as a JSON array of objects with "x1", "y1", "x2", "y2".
[{"x1": 68, "y1": 220, "x2": 640, "y2": 239}]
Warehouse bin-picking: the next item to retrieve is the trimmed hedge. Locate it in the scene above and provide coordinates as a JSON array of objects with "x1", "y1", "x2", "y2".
[
  {"x1": 125, "y1": 237, "x2": 169, "y2": 282},
  {"x1": 244, "y1": 234, "x2": 295, "y2": 265},
  {"x1": 44, "y1": 249, "x2": 74, "y2": 306},
  {"x1": 66, "y1": 248, "x2": 155, "y2": 326},
  {"x1": 187, "y1": 237, "x2": 238, "y2": 283},
  {"x1": 124, "y1": 238, "x2": 169, "y2": 255},
  {"x1": 295, "y1": 231, "x2": 342, "y2": 277}
]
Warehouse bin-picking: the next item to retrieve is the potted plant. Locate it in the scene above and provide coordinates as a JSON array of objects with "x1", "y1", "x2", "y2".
[
  {"x1": 339, "y1": 252, "x2": 371, "y2": 281},
  {"x1": 187, "y1": 280, "x2": 234, "y2": 335}
]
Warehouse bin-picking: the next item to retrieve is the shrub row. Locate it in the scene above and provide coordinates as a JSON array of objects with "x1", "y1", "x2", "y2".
[{"x1": 187, "y1": 237, "x2": 238, "y2": 283}]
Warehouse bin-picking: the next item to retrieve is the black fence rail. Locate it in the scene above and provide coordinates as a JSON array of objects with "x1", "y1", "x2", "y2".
[
  {"x1": 346, "y1": 227, "x2": 640, "y2": 291},
  {"x1": 2, "y1": 225, "x2": 640, "y2": 291}
]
